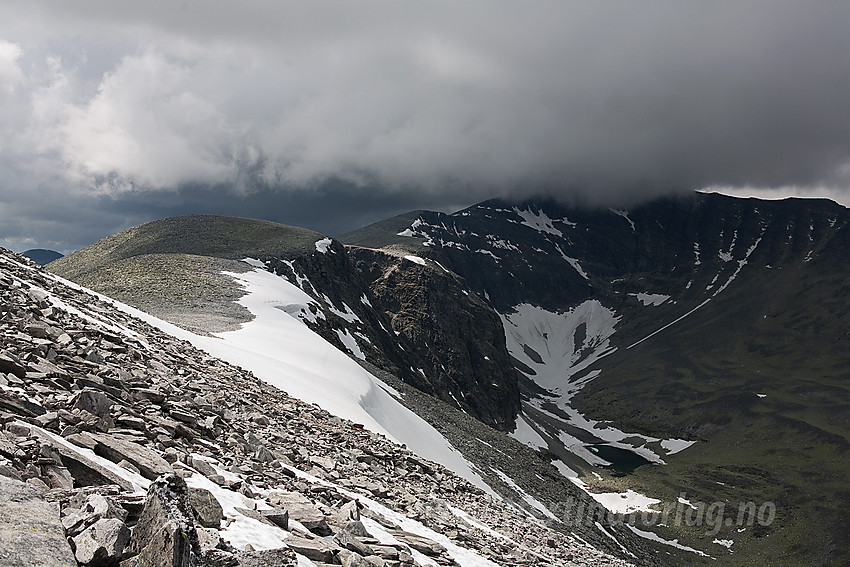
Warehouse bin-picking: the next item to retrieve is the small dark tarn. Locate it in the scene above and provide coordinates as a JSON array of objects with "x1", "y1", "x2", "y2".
[{"x1": 589, "y1": 444, "x2": 654, "y2": 475}]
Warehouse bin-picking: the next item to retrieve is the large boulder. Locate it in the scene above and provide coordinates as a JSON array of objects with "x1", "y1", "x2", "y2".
[
  {"x1": 187, "y1": 487, "x2": 224, "y2": 529},
  {"x1": 282, "y1": 535, "x2": 341, "y2": 563},
  {"x1": 29, "y1": 427, "x2": 135, "y2": 492},
  {"x1": 90, "y1": 433, "x2": 173, "y2": 480},
  {"x1": 73, "y1": 517, "x2": 131, "y2": 566},
  {"x1": 0, "y1": 475, "x2": 77, "y2": 566},
  {"x1": 268, "y1": 490, "x2": 331, "y2": 536},
  {"x1": 123, "y1": 473, "x2": 201, "y2": 567}
]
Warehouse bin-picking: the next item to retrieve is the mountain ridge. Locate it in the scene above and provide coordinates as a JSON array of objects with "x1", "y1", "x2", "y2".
[{"x1": 46, "y1": 191, "x2": 850, "y2": 565}]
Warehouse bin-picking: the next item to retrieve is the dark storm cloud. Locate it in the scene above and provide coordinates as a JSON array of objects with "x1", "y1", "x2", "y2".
[{"x1": 1, "y1": 1, "x2": 849, "y2": 251}]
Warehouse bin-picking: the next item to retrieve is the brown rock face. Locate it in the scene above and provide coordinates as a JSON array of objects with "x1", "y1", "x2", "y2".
[{"x1": 350, "y1": 248, "x2": 520, "y2": 430}]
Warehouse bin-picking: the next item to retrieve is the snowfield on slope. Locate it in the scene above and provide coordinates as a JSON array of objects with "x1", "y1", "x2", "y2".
[
  {"x1": 501, "y1": 301, "x2": 693, "y2": 468},
  {"x1": 52, "y1": 266, "x2": 493, "y2": 495}
]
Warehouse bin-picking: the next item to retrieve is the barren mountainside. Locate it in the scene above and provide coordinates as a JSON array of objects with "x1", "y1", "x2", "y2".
[
  {"x1": 1, "y1": 248, "x2": 647, "y2": 566},
  {"x1": 44, "y1": 191, "x2": 850, "y2": 565}
]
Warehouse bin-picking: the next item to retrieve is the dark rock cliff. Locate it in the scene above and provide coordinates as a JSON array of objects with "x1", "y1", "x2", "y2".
[{"x1": 348, "y1": 247, "x2": 520, "y2": 430}]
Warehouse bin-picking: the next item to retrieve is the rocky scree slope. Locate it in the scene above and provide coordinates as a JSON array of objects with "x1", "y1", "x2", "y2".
[{"x1": 1, "y1": 248, "x2": 648, "y2": 566}]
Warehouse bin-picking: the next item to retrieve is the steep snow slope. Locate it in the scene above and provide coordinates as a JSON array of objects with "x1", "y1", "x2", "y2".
[{"x1": 54, "y1": 264, "x2": 493, "y2": 494}]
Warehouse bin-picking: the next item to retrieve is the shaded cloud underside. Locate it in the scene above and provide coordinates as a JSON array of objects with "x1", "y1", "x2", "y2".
[{"x1": 0, "y1": 1, "x2": 849, "y2": 251}]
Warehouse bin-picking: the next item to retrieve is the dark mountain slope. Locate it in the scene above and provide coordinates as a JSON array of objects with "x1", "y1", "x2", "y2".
[
  {"x1": 341, "y1": 191, "x2": 850, "y2": 566},
  {"x1": 22, "y1": 248, "x2": 63, "y2": 265}
]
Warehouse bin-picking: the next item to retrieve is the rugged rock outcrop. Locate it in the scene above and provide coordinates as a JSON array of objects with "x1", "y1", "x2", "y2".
[
  {"x1": 49, "y1": 216, "x2": 523, "y2": 431},
  {"x1": 347, "y1": 247, "x2": 520, "y2": 430}
]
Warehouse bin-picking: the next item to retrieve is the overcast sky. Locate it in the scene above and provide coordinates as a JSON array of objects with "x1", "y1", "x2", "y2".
[{"x1": 1, "y1": 1, "x2": 849, "y2": 253}]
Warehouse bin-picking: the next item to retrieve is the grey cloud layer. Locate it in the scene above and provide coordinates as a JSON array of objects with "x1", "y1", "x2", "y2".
[{"x1": 1, "y1": 1, "x2": 849, "y2": 250}]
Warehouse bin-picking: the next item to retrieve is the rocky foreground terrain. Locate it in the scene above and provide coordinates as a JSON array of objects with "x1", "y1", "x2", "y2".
[{"x1": 0, "y1": 247, "x2": 644, "y2": 566}]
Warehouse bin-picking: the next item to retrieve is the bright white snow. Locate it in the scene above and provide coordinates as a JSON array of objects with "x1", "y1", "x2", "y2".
[
  {"x1": 404, "y1": 255, "x2": 426, "y2": 265},
  {"x1": 500, "y1": 301, "x2": 619, "y2": 392},
  {"x1": 625, "y1": 524, "x2": 711, "y2": 558},
  {"x1": 510, "y1": 415, "x2": 548, "y2": 450},
  {"x1": 570, "y1": 477, "x2": 661, "y2": 515},
  {"x1": 335, "y1": 328, "x2": 366, "y2": 360},
  {"x1": 314, "y1": 238, "x2": 333, "y2": 253},
  {"x1": 631, "y1": 293, "x2": 670, "y2": 306},
  {"x1": 660, "y1": 439, "x2": 696, "y2": 455}
]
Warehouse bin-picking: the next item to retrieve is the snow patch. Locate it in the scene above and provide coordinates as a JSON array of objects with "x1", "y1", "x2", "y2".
[
  {"x1": 631, "y1": 293, "x2": 670, "y2": 306},
  {"x1": 490, "y1": 468, "x2": 560, "y2": 522},
  {"x1": 501, "y1": 301, "x2": 619, "y2": 392},
  {"x1": 396, "y1": 218, "x2": 435, "y2": 246},
  {"x1": 660, "y1": 439, "x2": 696, "y2": 455},
  {"x1": 314, "y1": 238, "x2": 333, "y2": 253},
  {"x1": 513, "y1": 207, "x2": 563, "y2": 237},
  {"x1": 322, "y1": 296, "x2": 361, "y2": 323},
  {"x1": 335, "y1": 328, "x2": 366, "y2": 360},
  {"x1": 553, "y1": 244, "x2": 588, "y2": 279},
  {"x1": 627, "y1": 299, "x2": 712, "y2": 350},
  {"x1": 551, "y1": 460, "x2": 578, "y2": 478},
  {"x1": 475, "y1": 249, "x2": 500, "y2": 262},
  {"x1": 510, "y1": 415, "x2": 547, "y2": 450},
  {"x1": 610, "y1": 209, "x2": 635, "y2": 231},
  {"x1": 571, "y1": 477, "x2": 661, "y2": 515},
  {"x1": 625, "y1": 524, "x2": 711, "y2": 558},
  {"x1": 404, "y1": 255, "x2": 426, "y2": 266},
  {"x1": 594, "y1": 522, "x2": 635, "y2": 558}
]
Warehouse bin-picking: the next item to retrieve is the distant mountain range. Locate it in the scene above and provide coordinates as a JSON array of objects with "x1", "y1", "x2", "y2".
[
  {"x1": 22, "y1": 248, "x2": 63, "y2": 265},
  {"x1": 49, "y1": 191, "x2": 850, "y2": 566}
]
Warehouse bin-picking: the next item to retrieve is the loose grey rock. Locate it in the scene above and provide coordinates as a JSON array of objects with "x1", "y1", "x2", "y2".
[
  {"x1": 259, "y1": 507, "x2": 289, "y2": 530},
  {"x1": 335, "y1": 529, "x2": 375, "y2": 556},
  {"x1": 29, "y1": 428, "x2": 135, "y2": 492},
  {"x1": 268, "y1": 491, "x2": 332, "y2": 536},
  {"x1": 236, "y1": 547, "x2": 298, "y2": 567},
  {"x1": 73, "y1": 517, "x2": 131, "y2": 566},
  {"x1": 188, "y1": 486, "x2": 224, "y2": 528},
  {"x1": 188, "y1": 455, "x2": 218, "y2": 478},
  {"x1": 75, "y1": 389, "x2": 113, "y2": 419},
  {"x1": 0, "y1": 475, "x2": 77, "y2": 567},
  {"x1": 90, "y1": 433, "x2": 173, "y2": 480},
  {"x1": 390, "y1": 530, "x2": 447, "y2": 556},
  {"x1": 282, "y1": 535, "x2": 341, "y2": 563}
]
